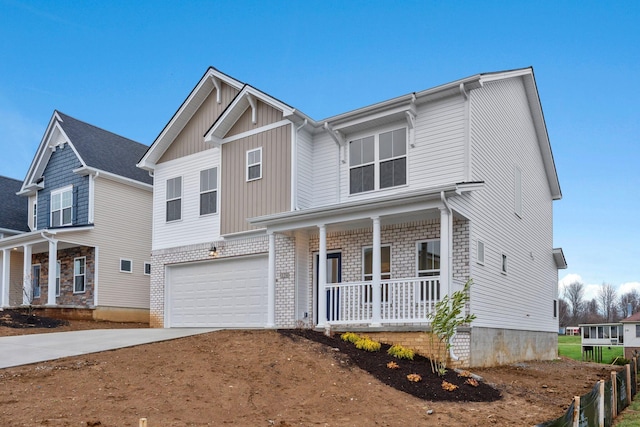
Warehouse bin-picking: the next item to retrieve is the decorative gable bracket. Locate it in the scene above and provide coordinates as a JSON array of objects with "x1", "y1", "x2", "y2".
[
  {"x1": 210, "y1": 75, "x2": 222, "y2": 104},
  {"x1": 246, "y1": 94, "x2": 257, "y2": 124}
]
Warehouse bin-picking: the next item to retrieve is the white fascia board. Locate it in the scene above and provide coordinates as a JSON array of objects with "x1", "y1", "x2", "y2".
[
  {"x1": 140, "y1": 67, "x2": 244, "y2": 169},
  {"x1": 249, "y1": 184, "x2": 459, "y2": 231},
  {"x1": 73, "y1": 166, "x2": 153, "y2": 192},
  {"x1": 552, "y1": 248, "x2": 567, "y2": 269}
]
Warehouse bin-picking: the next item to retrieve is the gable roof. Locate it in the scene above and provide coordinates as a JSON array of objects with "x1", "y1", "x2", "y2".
[
  {"x1": 20, "y1": 111, "x2": 151, "y2": 195},
  {"x1": 0, "y1": 175, "x2": 29, "y2": 233},
  {"x1": 621, "y1": 312, "x2": 640, "y2": 323}
]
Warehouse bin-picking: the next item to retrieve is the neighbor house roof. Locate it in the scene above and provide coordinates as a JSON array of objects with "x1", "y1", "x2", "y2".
[
  {"x1": 0, "y1": 175, "x2": 29, "y2": 233},
  {"x1": 20, "y1": 111, "x2": 151, "y2": 195},
  {"x1": 621, "y1": 312, "x2": 640, "y2": 323}
]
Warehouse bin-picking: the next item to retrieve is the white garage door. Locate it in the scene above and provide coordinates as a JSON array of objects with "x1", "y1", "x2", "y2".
[{"x1": 167, "y1": 255, "x2": 268, "y2": 327}]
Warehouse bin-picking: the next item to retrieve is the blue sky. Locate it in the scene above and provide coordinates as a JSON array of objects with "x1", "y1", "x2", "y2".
[{"x1": 1, "y1": 0, "x2": 638, "y2": 302}]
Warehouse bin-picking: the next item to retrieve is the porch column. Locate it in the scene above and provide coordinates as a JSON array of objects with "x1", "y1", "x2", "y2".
[
  {"x1": 317, "y1": 224, "x2": 327, "y2": 328},
  {"x1": 46, "y1": 239, "x2": 58, "y2": 306},
  {"x1": 1, "y1": 249, "x2": 11, "y2": 307},
  {"x1": 22, "y1": 244, "x2": 32, "y2": 305},
  {"x1": 371, "y1": 216, "x2": 382, "y2": 327},
  {"x1": 439, "y1": 206, "x2": 451, "y2": 297},
  {"x1": 266, "y1": 232, "x2": 276, "y2": 328}
]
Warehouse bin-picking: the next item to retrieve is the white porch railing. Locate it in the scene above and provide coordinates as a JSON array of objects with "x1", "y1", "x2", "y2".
[{"x1": 324, "y1": 276, "x2": 441, "y2": 325}]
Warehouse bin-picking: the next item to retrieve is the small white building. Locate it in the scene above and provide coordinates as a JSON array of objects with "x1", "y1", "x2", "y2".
[{"x1": 621, "y1": 312, "x2": 640, "y2": 359}]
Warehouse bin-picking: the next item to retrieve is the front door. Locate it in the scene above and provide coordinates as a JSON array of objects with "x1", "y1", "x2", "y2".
[{"x1": 314, "y1": 252, "x2": 342, "y2": 323}]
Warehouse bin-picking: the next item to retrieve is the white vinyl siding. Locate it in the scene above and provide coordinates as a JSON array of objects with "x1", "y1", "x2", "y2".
[
  {"x1": 296, "y1": 128, "x2": 314, "y2": 209},
  {"x1": 152, "y1": 149, "x2": 221, "y2": 250},
  {"x1": 459, "y1": 76, "x2": 557, "y2": 333},
  {"x1": 310, "y1": 133, "x2": 339, "y2": 207},
  {"x1": 514, "y1": 165, "x2": 522, "y2": 218}
]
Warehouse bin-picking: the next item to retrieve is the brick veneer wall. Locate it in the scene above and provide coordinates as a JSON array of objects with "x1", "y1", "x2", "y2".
[{"x1": 31, "y1": 246, "x2": 95, "y2": 307}]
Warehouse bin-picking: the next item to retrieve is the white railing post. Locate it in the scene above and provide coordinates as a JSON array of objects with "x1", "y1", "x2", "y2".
[
  {"x1": 371, "y1": 216, "x2": 382, "y2": 327},
  {"x1": 317, "y1": 224, "x2": 327, "y2": 327}
]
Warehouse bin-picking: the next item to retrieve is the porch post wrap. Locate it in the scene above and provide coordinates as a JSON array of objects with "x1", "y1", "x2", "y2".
[
  {"x1": 22, "y1": 244, "x2": 32, "y2": 305},
  {"x1": 439, "y1": 206, "x2": 451, "y2": 298},
  {"x1": 1, "y1": 249, "x2": 11, "y2": 307},
  {"x1": 47, "y1": 239, "x2": 58, "y2": 306},
  {"x1": 371, "y1": 216, "x2": 382, "y2": 326},
  {"x1": 317, "y1": 224, "x2": 327, "y2": 328},
  {"x1": 267, "y1": 232, "x2": 276, "y2": 328}
]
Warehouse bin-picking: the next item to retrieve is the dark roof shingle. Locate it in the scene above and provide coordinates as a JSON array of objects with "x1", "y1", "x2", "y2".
[{"x1": 0, "y1": 175, "x2": 29, "y2": 232}]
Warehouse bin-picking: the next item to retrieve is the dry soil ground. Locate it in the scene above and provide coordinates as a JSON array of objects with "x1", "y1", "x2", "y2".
[{"x1": 0, "y1": 310, "x2": 623, "y2": 426}]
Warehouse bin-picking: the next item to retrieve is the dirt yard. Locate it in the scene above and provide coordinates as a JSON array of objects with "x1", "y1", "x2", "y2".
[{"x1": 0, "y1": 310, "x2": 623, "y2": 426}]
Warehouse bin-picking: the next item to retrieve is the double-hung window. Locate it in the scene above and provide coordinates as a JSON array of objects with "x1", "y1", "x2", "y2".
[
  {"x1": 349, "y1": 128, "x2": 407, "y2": 194},
  {"x1": 32, "y1": 265, "x2": 41, "y2": 298},
  {"x1": 74, "y1": 257, "x2": 86, "y2": 293},
  {"x1": 166, "y1": 177, "x2": 182, "y2": 222},
  {"x1": 247, "y1": 148, "x2": 262, "y2": 181},
  {"x1": 55, "y1": 260, "x2": 61, "y2": 296},
  {"x1": 200, "y1": 168, "x2": 218, "y2": 215},
  {"x1": 363, "y1": 245, "x2": 391, "y2": 302},
  {"x1": 417, "y1": 240, "x2": 441, "y2": 301},
  {"x1": 50, "y1": 186, "x2": 73, "y2": 227},
  {"x1": 33, "y1": 201, "x2": 37, "y2": 230}
]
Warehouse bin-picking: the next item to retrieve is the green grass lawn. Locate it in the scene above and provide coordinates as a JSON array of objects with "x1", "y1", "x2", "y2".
[{"x1": 558, "y1": 335, "x2": 625, "y2": 363}]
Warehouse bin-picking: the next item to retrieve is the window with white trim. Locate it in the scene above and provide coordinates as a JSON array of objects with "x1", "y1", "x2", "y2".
[
  {"x1": 417, "y1": 240, "x2": 441, "y2": 277},
  {"x1": 246, "y1": 148, "x2": 262, "y2": 181},
  {"x1": 514, "y1": 165, "x2": 522, "y2": 218},
  {"x1": 55, "y1": 260, "x2": 61, "y2": 296},
  {"x1": 33, "y1": 201, "x2": 37, "y2": 230},
  {"x1": 349, "y1": 128, "x2": 406, "y2": 194},
  {"x1": 200, "y1": 168, "x2": 218, "y2": 215},
  {"x1": 74, "y1": 257, "x2": 86, "y2": 293},
  {"x1": 166, "y1": 177, "x2": 182, "y2": 222},
  {"x1": 32, "y1": 264, "x2": 41, "y2": 298},
  {"x1": 144, "y1": 262, "x2": 151, "y2": 276},
  {"x1": 501, "y1": 253, "x2": 508, "y2": 274},
  {"x1": 477, "y1": 240, "x2": 485, "y2": 265},
  {"x1": 50, "y1": 186, "x2": 73, "y2": 227},
  {"x1": 363, "y1": 245, "x2": 391, "y2": 302},
  {"x1": 120, "y1": 259, "x2": 132, "y2": 273}
]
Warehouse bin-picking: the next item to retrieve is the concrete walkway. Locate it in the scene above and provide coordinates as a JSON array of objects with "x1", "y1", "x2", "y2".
[{"x1": 0, "y1": 328, "x2": 217, "y2": 369}]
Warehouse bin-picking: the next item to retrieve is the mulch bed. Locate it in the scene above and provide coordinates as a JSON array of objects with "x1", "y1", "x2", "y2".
[
  {"x1": 279, "y1": 328, "x2": 502, "y2": 402},
  {"x1": 0, "y1": 309, "x2": 68, "y2": 329}
]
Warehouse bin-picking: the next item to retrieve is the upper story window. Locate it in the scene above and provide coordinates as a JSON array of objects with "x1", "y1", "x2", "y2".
[
  {"x1": 166, "y1": 176, "x2": 182, "y2": 222},
  {"x1": 50, "y1": 186, "x2": 73, "y2": 227},
  {"x1": 32, "y1": 201, "x2": 37, "y2": 231},
  {"x1": 349, "y1": 128, "x2": 406, "y2": 194},
  {"x1": 200, "y1": 167, "x2": 218, "y2": 215},
  {"x1": 246, "y1": 148, "x2": 262, "y2": 181}
]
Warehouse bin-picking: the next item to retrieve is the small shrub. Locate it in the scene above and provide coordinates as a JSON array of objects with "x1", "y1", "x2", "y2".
[
  {"x1": 441, "y1": 381, "x2": 458, "y2": 392},
  {"x1": 407, "y1": 373, "x2": 422, "y2": 382},
  {"x1": 387, "y1": 344, "x2": 415, "y2": 360},
  {"x1": 465, "y1": 378, "x2": 479, "y2": 387},
  {"x1": 354, "y1": 337, "x2": 381, "y2": 352},
  {"x1": 341, "y1": 332, "x2": 361, "y2": 343},
  {"x1": 611, "y1": 357, "x2": 630, "y2": 366},
  {"x1": 386, "y1": 361, "x2": 400, "y2": 370}
]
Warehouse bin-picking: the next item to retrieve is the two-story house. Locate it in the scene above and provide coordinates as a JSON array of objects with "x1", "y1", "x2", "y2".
[
  {"x1": 0, "y1": 111, "x2": 152, "y2": 322},
  {"x1": 138, "y1": 67, "x2": 566, "y2": 367}
]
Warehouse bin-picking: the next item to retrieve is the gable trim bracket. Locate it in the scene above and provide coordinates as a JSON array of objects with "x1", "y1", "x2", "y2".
[
  {"x1": 323, "y1": 122, "x2": 347, "y2": 163},
  {"x1": 246, "y1": 94, "x2": 258, "y2": 124},
  {"x1": 210, "y1": 75, "x2": 222, "y2": 104}
]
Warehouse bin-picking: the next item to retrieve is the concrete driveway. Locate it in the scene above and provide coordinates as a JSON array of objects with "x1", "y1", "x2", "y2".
[{"x1": 0, "y1": 328, "x2": 217, "y2": 369}]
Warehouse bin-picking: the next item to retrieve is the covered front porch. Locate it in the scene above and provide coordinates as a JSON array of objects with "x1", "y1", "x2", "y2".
[
  {"x1": 0, "y1": 228, "x2": 95, "y2": 309},
  {"x1": 251, "y1": 184, "x2": 477, "y2": 329}
]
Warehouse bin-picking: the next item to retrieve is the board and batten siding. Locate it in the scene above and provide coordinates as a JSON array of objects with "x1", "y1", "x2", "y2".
[
  {"x1": 152, "y1": 148, "x2": 221, "y2": 250},
  {"x1": 220, "y1": 124, "x2": 291, "y2": 235},
  {"x1": 335, "y1": 95, "x2": 466, "y2": 203},
  {"x1": 296, "y1": 127, "x2": 313, "y2": 209},
  {"x1": 225, "y1": 100, "x2": 284, "y2": 138},
  {"x1": 159, "y1": 83, "x2": 239, "y2": 163},
  {"x1": 309, "y1": 132, "x2": 339, "y2": 207},
  {"x1": 459, "y1": 76, "x2": 557, "y2": 333}
]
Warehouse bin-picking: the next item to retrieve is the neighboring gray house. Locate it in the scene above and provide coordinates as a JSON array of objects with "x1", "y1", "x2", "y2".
[
  {"x1": 0, "y1": 111, "x2": 152, "y2": 322},
  {"x1": 139, "y1": 66, "x2": 566, "y2": 367}
]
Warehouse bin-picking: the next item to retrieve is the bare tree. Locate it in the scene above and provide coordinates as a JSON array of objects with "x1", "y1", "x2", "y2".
[
  {"x1": 583, "y1": 298, "x2": 602, "y2": 324},
  {"x1": 558, "y1": 299, "x2": 570, "y2": 327},
  {"x1": 563, "y1": 281, "x2": 584, "y2": 324},
  {"x1": 597, "y1": 282, "x2": 617, "y2": 322},
  {"x1": 618, "y1": 289, "x2": 640, "y2": 319}
]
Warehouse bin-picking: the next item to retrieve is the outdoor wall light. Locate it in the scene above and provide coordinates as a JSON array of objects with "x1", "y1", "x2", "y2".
[{"x1": 209, "y1": 245, "x2": 217, "y2": 257}]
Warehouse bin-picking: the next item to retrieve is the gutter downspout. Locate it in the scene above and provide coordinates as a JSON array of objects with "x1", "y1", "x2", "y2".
[
  {"x1": 324, "y1": 122, "x2": 343, "y2": 203},
  {"x1": 440, "y1": 191, "x2": 459, "y2": 362}
]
